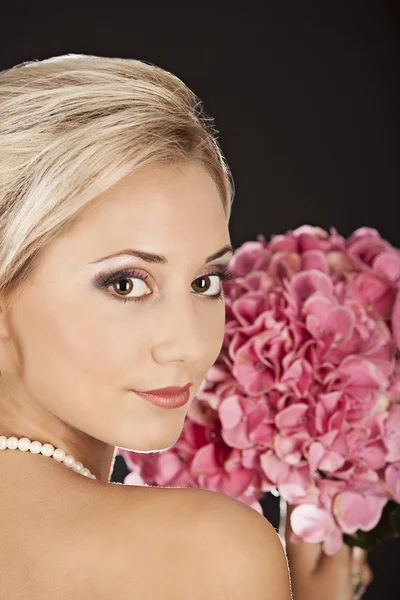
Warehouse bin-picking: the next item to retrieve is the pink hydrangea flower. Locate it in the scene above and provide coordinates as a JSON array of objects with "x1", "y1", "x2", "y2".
[{"x1": 117, "y1": 226, "x2": 400, "y2": 554}]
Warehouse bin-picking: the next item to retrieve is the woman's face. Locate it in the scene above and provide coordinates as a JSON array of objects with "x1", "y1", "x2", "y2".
[{"x1": 0, "y1": 161, "x2": 232, "y2": 479}]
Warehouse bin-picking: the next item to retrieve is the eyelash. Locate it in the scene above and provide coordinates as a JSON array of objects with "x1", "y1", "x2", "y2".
[{"x1": 94, "y1": 264, "x2": 237, "y2": 304}]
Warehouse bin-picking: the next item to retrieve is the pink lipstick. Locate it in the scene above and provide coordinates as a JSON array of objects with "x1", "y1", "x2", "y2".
[{"x1": 132, "y1": 383, "x2": 192, "y2": 409}]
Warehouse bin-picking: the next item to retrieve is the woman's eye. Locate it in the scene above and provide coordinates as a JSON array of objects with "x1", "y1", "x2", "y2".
[
  {"x1": 110, "y1": 276, "x2": 150, "y2": 299},
  {"x1": 191, "y1": 275, "x2": 223, "y2": 296}
]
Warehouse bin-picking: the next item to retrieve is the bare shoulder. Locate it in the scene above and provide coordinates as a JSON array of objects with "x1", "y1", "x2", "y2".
[
  {"x1": 115, "y1": 485, "x2": 292, "y2": 599},
  {"x1": 194, "y1": 489, "x2": 293, "y2": 599},
  {"x1": 41, "y1": 483, "x2": 291, "y2": 599}
]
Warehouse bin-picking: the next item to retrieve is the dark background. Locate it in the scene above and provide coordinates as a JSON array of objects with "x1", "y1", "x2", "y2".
[{"x1": 2, "y1": 1, "x2": 398, "y2": 597}]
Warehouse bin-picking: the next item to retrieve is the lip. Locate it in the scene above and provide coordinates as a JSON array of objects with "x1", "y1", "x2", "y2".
[
  {"x1": 131, "y1": 382, "x2": 192, "y2": 409},
  {"x1": 138, "y1": 383, "x2": 192, "y2": 395}
]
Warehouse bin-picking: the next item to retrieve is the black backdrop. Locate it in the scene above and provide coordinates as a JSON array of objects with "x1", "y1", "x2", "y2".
[{"x1": 2, "y1": 1, "x2": 398, "y2": 597}]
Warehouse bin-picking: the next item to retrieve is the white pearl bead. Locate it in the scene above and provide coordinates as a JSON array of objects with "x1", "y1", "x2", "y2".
[
  {"x1": 63, "y1": 454, "x2": 75, "y2": 468},
  {"x1": 0, "y1": 436, "x2": 8, "y2": 450},
  {"x1": 30, "y1": 441, "x2": 43, "y2": 454},
  {"x1": 73, "y1": 461, "x2": 84, "y2": 474},
  {"x1": 41, "y1": 443, "x2": 55, "y2": 457},
  {"x1": 7, "y1": 436, "x2": 19, "y2": 450},
  {"x1": 53, "y1": 448, "x2": 66, "y2": 462},
  {"x1": 17, "y1": 437, "x2": 31, "y2": 451}
]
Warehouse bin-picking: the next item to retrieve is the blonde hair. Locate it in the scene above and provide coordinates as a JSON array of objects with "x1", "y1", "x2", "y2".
[{"x1": 0, "y1": 53, "x2": 234, "y2": 307}]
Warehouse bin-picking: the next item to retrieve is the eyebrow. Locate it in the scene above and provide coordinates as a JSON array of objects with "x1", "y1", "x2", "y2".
[{"x1": 89, "y1": 244, "x2": 234, "y2": 265}]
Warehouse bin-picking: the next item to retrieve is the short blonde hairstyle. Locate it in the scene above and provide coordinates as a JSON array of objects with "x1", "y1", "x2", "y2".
[{"x1": 0, "y1": 53, "x2": 234, "y2": 307}]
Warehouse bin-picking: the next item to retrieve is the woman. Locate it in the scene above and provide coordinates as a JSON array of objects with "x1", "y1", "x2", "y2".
[{"x1": 0, "y1": 53, "x2": 371, "y2": 598}]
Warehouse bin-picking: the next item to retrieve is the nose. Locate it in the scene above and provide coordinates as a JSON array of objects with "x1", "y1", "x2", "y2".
[{"x1": 151, "y1": 295, "x2": 216, "y2": 365}]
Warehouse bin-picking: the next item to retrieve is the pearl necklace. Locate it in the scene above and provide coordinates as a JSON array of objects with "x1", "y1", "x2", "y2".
[{"x1": 0, "y1": 435, "x2": 97, "y2": 480}]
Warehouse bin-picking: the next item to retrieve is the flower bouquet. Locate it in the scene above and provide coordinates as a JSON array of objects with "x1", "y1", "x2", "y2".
[{"x1": 118, "y1": 225, "x2": 400, "y2": 555}]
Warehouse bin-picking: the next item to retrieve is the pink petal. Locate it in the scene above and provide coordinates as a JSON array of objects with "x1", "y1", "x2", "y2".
[
  {"x1": 386, "y1": 404, "x2": 400, "y2": 433},
  {"x1": 219, "y1": 395, "x2": 243, "y2": 429},
  {"x1": 275, "y1": 403, "x2": 308, "y2": 430},
  {"x1": 385, "y1": 462, "x2": 400, "y2": 502},
  {"x1": 191, "y1": 443, "x2": 219, "y2": 476},
  {"x1": 319, "y1": 451, "x2": 345, "y2": 473},
  {"x1": 339, "y1": 356, "x2": 389, "y2": 389},
  {"x1": 234, "y1": 342, "x2": 275, "y2": 394},
  {"x1": 274, "y1": 434, "x2": 303, "y2": 465},
  {"x1": 290, "y1": 270, "x2": 335, "y2": 305},
  {"x1": 308, "y1": 441, "x2": 325, "y2": 472},
  {"x1": 322, "y1": 528, "x2": 345, "y2": 555},
  {"x1": 384, "y1": 433, "x2": 400, "y2": 463},
  {"x1": 260, "y1": 450, "x2": 291, "y2": 484},
  {"x1": 290, "y1": 504, "x2": 337, "y2": 543},
  {"x1": 362, "y1": 441, "x2": 388, "y2": 470},
  {"x1": 333, "y1": 491, "x2": 387, "y2": 534},
  {"x1": 373, "y1": 250, "x2": 400, "y2": 283},
  {"x1": 280, "y1": 358, "x2": 313, "y2": 396},
  {"x1": 323, "y1": 307, "x2": 354, "y2": 343},
  {"x1": 301, "y1": 249, "x2": 329, "y2": 273},
  {"x1": 279, "y1": 467, "x2": 315, "y2": 504},
  {"x1": 392, "y1": 290, "x2": 400, "y2": 349}
]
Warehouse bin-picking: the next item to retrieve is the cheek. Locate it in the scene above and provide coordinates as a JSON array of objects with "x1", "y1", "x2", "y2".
[{"x1": 14, "y1": 301, "x2": 139, "y2": 401}]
